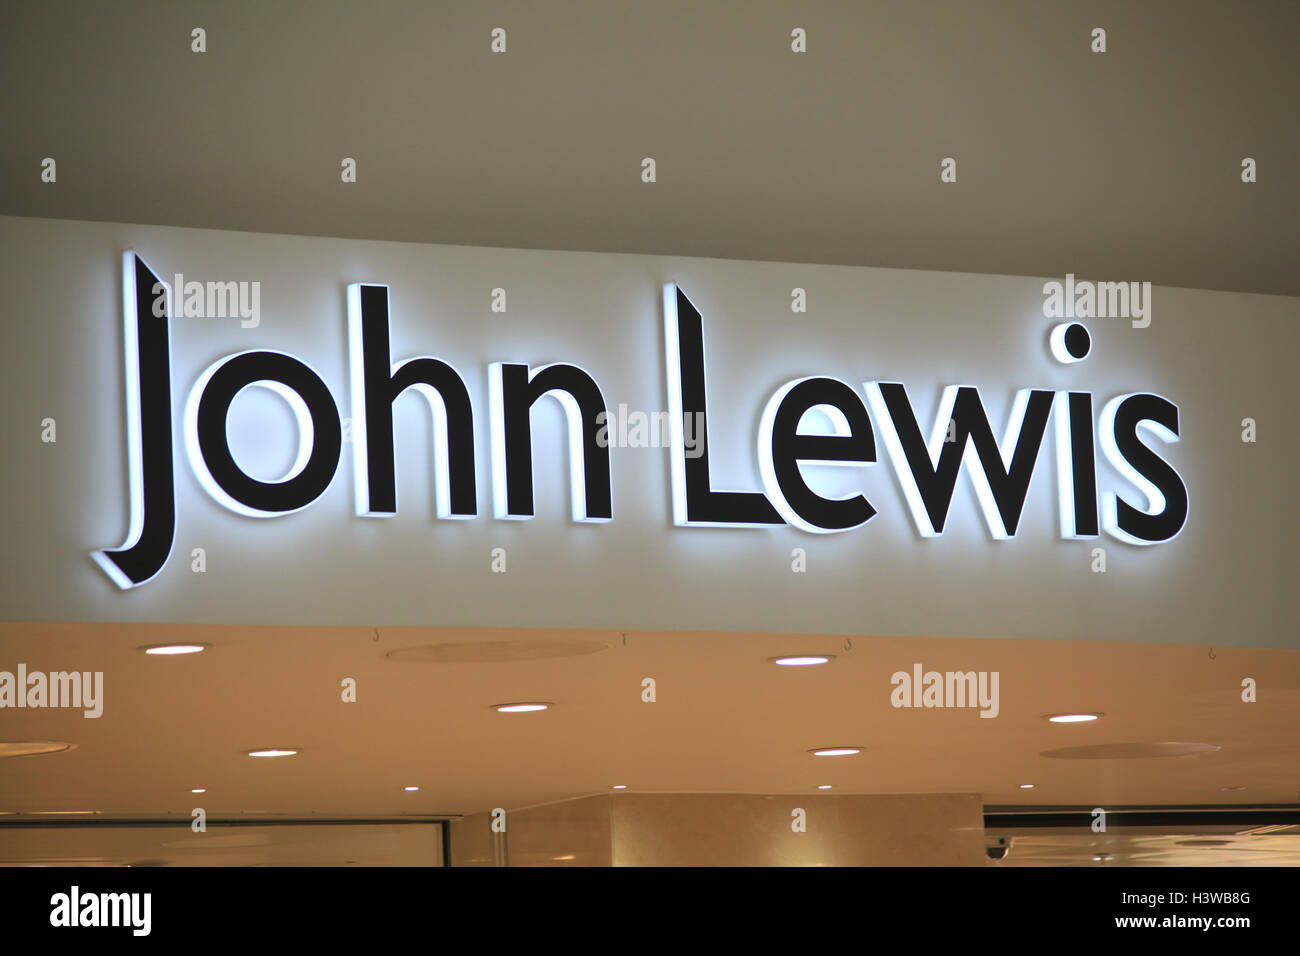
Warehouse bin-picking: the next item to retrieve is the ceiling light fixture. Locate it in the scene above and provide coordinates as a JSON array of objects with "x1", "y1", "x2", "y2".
[
  {"x1": 492, "y1": 702, "x2": 551, "y2": 713},
  {"x1": 1045, "y1": 713, "x2": 1103, "y2": 723},
  {"x1": 404, "y1": 786, "x2": 419, "y2": 792},
  {"x1": 611, "y1": 785, "x2": 628, "y2": 790},
  {"x1": 140, "y1": 644, "x2": 208, "y2": 656},
  {"x1": 817, "y1": 785, "x2": 833, "y2": 790},
  {"x1": 769, "y1": 655, "x2": 834, "y2": 667},
  {"x1": 1019, "y1": 784, "x2": 1035, "y2": 789},
  {"x1": 809, "y1": 747, "x2": 861, "y2": 757},
  {"x1": 191, "y1": 788, "x2": 206, "y2": 794},
  {"x1": 245, "y1": 749, "x2": 298, "y2": 758}
]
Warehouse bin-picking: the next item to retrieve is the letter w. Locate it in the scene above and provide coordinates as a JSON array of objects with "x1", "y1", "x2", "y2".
[{"x1": 865, "y1": 384, "x2": 1054, "y2": 538}]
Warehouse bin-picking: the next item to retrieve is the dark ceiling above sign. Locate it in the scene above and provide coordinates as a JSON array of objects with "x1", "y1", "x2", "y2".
[{"x1": 1, "y1": 0, "x2": 1296, "y2": 296}]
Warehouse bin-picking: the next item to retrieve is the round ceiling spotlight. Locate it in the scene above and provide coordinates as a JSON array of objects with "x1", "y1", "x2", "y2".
[
  {"x1": 492, "y1": 702, "x2": 552, "y2": 713},
  {"x1": 817, "y1": 785, "x2": 833, "y2": 790},
  {"x1": 0, "y1": 741, "x2": 76, "y2": 759},
  {"x1": 1044, "y1": 713, "x2": 1103, "y2": 723},
  {"x1": 140, "y1": 644, "x2": 209, "y2": 656},
  {"x1": 769, "y1": 655, "x2": 834, "y2": 667},
  {"x1": 404, "y1": 786, "x2": 420, "y2": 792},
  {"x1": 611, "y1": 785, "x2": 628, "y2": 790},
  {"x1": 809, "y1": 747, "x2": 862, "y2": 757},
  {"x1": 1019, "y1": 784, "x2": 1035, "y2": 790},
  {"x1": 191, "y1": 788, "x2": 207, "y2": 794},
  {"x1": 245, "y1": 748, "x2": 299, "y2": 758}
]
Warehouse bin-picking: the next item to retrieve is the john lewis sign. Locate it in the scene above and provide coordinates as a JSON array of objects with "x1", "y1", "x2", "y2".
[{"x1": 94, "y1": 252, "x2": 1188, "y2": 589}]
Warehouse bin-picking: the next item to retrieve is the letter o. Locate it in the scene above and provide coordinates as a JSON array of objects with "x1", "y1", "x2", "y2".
[{"x1": 185, "y1": 350, "x2": 342, "y2": 516}]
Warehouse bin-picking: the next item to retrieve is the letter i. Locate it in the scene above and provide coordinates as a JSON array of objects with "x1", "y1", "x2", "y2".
[{"x1": 1054, "y1": 392, "x2": 1098, "y2": 537}]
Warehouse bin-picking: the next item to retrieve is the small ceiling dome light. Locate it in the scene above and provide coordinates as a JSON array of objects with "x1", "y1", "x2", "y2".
[
  {"x1": 140, "y1": 644, "x2": 208, "y2": 656},
  {"x1": 1019, "y1": 784, "x2": 1035, "y2": 789},
  {"x1": 493, "y1": 702, "x2": 551, "y2": 713},
  {"x1": 817, "y1": 785, "x2": 833, "y2": 790},
  {"x1": 404, "y1": 786, "x2": 419, "y2": 792},
  {"x1": 809, "y1": 747, "x2": 861, "y2": 757},
  {"x1": 1045, "y1": 713, "x2": 1103, "y2": 723},
  {"x1": 191, "y1": 788, "x2": 206, "y2": 794},
  {"x1": 611, "y1": 785, "x2": 628, "y2": 790},
  {"x1": 769, "y1": 655, "x2": 834, "y2": 667},
  {"x1": 245, "y1": 749, "x2": 298, "y2": 757}
]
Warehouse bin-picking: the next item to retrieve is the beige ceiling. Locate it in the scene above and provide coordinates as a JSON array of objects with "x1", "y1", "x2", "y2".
[
  {"x1": 2, "y1": 0, "x2": 1297, "y2": 296},
  {"x1": 2, "y1": 622, "x2": 1298, "y2": 818}
]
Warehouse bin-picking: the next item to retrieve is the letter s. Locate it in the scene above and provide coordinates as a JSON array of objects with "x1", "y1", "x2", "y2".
[{"x1": 1099, "y1": 393, "x2": 1188, "y2": 544}]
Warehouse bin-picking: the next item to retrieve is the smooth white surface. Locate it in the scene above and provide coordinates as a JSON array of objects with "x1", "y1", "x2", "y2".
[{"x1": 1, "y1": 215, "x2": 1296, "y2": 647}]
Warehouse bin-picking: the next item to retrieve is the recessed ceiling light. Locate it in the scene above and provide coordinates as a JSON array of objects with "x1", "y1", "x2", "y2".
[
  {"x1": 191, "y1": 788, "x2": 206, "y2": 794},
  {"x1": 809, "y1": 747, "x2": 861, "y2": 757},
  {"x1": 817, "y1": 785, "x2": 833, "y2": 790},
  {"x1": 140, "y1": 643, "x2": 208, "y2": 656},
  {"x1": 1045, "y1": 713, "x2": 1103, "y2": 723},
  {"x1": 0, "y1": 741, "x2": 76, "y2": 759},
  {"x1": 769, "y1": 655, "x2": 834, "y2": 667},
  {"x1": 1221, "y1": 785, "x2": 1246, "y2": 792},
  {"x1": 611, "y1": 785, "x2": 627, "y2": 790},
  {"x1": 1019, "y1": 784, "x2": 1035, "y2": 789},
  {"x1": 245, "y1": 749, "x2": 298, "y2": 758},
  {"x1": 404, "y1": 786, "x2": 419, "y2": 792},
  {"x1": 493, "y1": 702, "x2": 551, "y2": 713}
]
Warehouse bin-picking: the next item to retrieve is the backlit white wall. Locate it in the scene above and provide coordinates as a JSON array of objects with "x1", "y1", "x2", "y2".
[{"x1": 0, "y1": 215, "x2": 1294, "y2": 647}]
